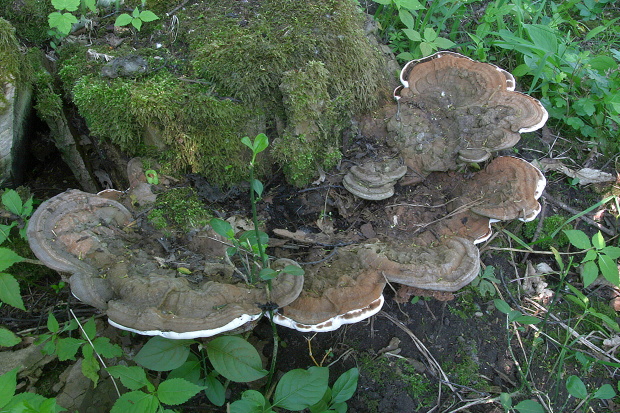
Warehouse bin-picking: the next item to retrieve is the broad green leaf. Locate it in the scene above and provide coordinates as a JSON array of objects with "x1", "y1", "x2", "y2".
[
  {"x1": 92, "y1": 337, "x2": 123, "y2": 358},
  {"x1": 259, "y1": 268, "x2": 278, "y2": 281},
  {"x1": 0, "y1": 368, "x2": 18, "y2": 409},
  {"x1": 499, "y1": 392, "x2": 512, "y2": 409},
  {"x1": 588, "y1": 55, "x2": 617, "y2": 71},
  {"x1": 598, "y1": 254, "x2": 619, "y2": 286},
  {"x1": 47, "y1": 313, "x2": 59, "y2": 333},
  {"x1": 601, "y1": 246, "x2": 620, "y2": 259},
  {"x1": 398, "y1": 9, "x2": 414, "y2": 29},
  {"x1": 273, "y1": 366, "x2": 329, "y2": 410},
  {"x1": 581, "y1": 261, "x2": 599, "y2": 288},
  {"x1": 583, "y1": 249, "x2": 597, "y2": 262},
  {"x1": 282, "y1": 265, "x2": 304, "y2": 277},
  {"x1": 493, "y1": 299, "x2": 512, "y2": 314},
  {"x1": 0, "y1": 273, "x2": 25, "y2": 310},
  {"x1": 251, "y1": 179, "x2": 264, "y2": 197},
  {"x1": 253, "y1": 133, "x2": 269, "y2": 154},
  {"x1": 513, "y1": 315, "x2": 541, "y2": 325},
  {"x1": 398, "y1": 0, "x2": 424, "y2": 11},
  {"x1": 0, "y1": 223, "x2": 16, "y2": 244},
  {"x1": 206, "y1": 336, "x2": 267, "y2": 382},
  {"x1": 48, "y1": 12, "x2": 78, "y2": 36},
  {"x1": 229, "y1": 397, "x2": 265, "y2": 413},
  {"x1": 433, "y1": 37, "x2": 456, "y2": 49},
  {"x1": 81, "y1": 346, "x2": 100, "y2": 386},
  {"x1": 3, "y1": 392, "x2": 59, "y2": 412},
  {"x1": 0, "y1": 327, "x2": 21, "y2": 347},
  {"x1": 423, "y1": 27, "x2": 437, "y2": 42},
  {"x1": 132, "y1": 18, "x2": 143, "y2": 31},
  {"x1": 82, "y1": 0, "x2": 96, "y2": 12},
  {"x1": 157, "y1": 378, "x2": 204, "y2": 405},
  {"x1": 204, "y1": 374, "x2": 226, "y2": 406},
  {"x1": 82, "y1": 317, "x2": 97, "y2": 340},
  {"x1": 107, "y1": 365, "x2": 154, "y2": 392},
  {"x1": 592, "y1": 231, "x2": 605, "y2": 250},
  {"x1": 566, "y1": 375, "x2": 588, "y2": 399},
  {"x1": 563, "y1": 230, "x2": 591, "y2": 250},
  {"x1": 241, "y1": 136, "x2": 253, "y2": 151},
  {"x1": 210, "y1": 218, "x2": 235, "y2": 239},
  {"x1": 403, "y1": 29, "x2": 421, "y2": 42},
  {"x1": 331, "y1": 367, "x2": 359, "y2": 404},
  {"x1": 139, "y1": 10, "x2": 159, "y2": 22},
  {"x1": 110, "y1": 390, "x2": 159, "y2": 413},
  {"x1": 420, "y1": 42, "x2": 433, "y2": 56},
  {"x1": 507, "y1": 310, "x2": 522, "y2": 322},
  {"x1": 2, "y1": 190, "x2": 22, "y2": 215},
  {"x1": 0, "y1": 248, "x2": 24, "y2": 271},
  {"x1": 131, "y1": 7, "x2": 140, "y2": 18},
  {"x1": 56, "y1": 337, "x2": 85, "y2": 361},
  {"x1": 51, "y1": 0, "x2": 79, "y2": 11},
  {"x1": 524, "y1": 24, "x2": 558, "y2": 54},
  {"x1": 134, "y1": 336, "x2": 193, "y2": 371},
  {"x1": 114, "y1": 13, "x2": 133, "y2": 27},
  {"x1": 514, "y1": 399, "x2": 545, "y2": 413},
  {"x1": 168, "y1": 353, "x2": 201, "y2": 384},
  {"x1": 593, "y1": 383, "x2": 616, "y2": 399}
]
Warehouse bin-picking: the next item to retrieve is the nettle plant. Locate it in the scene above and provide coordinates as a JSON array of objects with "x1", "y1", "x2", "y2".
[
  {"x1": 47, "y1": 0, "x2": 96, "y2": 48},
  {"x1": 563, "y1": 229, "x2": 620, "y2": 288}
]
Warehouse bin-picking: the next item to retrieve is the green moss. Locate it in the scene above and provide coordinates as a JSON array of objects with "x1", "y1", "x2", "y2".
[
  {"x1": 448, "y1": 290, "x2": 480, "y2": 320},
  {"x1": 443, "y1": 339, "x2": 485, "y2": 389},
  {"x1": 147, "y1": 186, "x2": 211, "y2": 232},
  {"x1": 0, "y1": 18, "x2": 31, "y2": 111},
  {"x1": 0, "y1": 0, "x2": 52, "y2": 45},
  {"x1": 522, "y1": 214, "x2": 571, "y2": 250}
]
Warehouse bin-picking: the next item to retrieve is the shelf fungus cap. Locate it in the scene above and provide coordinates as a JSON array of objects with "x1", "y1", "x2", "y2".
[
  {"x1": 359, "y1": 237, "x2": 480, "y2": 292},
  {"x1": 388, "y1": 52, "x2": 548, "y2": 178},
  {"x1": 273, "y1": 247, "x2": 386, "y2": 332},
  {"x1": 461, "y1": 156, "x2": 546, "y2": 222},
  {"x1": 343, "y1": 158, "x2": 407, "y2": 200},
  {"x1": 106, "y1": 258, "x2": 304, "y2": 339}
]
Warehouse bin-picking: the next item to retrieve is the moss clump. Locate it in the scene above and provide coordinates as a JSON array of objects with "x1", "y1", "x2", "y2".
[
  {"x1": 0, "y1": 0, "x2": 52, "y2": 45},
  {"x1": 0, "y1": 18, "x2": 29, "y2": 111},
  {"x1": 147, "y1": 187, "x2": 211, "y2": 232},
  {"x1": 522, "y1": 214, "x2": 570, "y2": 250}
]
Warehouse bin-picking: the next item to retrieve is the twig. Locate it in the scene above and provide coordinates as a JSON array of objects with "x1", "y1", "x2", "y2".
[{"x1": 543, "y1": 192, "x2": 615, "y2": 236}]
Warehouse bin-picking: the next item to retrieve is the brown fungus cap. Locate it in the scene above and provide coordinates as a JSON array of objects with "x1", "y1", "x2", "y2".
[
  {"x1": 388, "y1": 52, "x2": 548, "y2": 181},
  {"x1": 343, "y1": 158, "x2": 407, "y2": 200},
  {"x1": 28, "y1": 190, "x2": 305, "y2": 338},
  {"x1": 451, "y1": 156, "x2": 546, "y2": 222},
  {"x1": 359, "y1": 237, "x2": 480, "y2": 292},
  {"x1": 274, "y1": 246, "x2": 386, "y2": 332}
]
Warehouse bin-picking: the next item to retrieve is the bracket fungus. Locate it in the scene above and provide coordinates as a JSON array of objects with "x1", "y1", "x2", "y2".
[
  {"x1": 273, "y1": 246, "x2": 386, "y2": 332},
  {"x1": 343, "y1": 158, "x2": 407, "y2": 200},
  {"x1": 28, "y1": 190, "x2": 304, "y2": 338},
  {"x1": 388, "y1": 51, "x2": 548, "y2": 182},
  {"x1": 359, "y1": 237, "x2": 480, "y2": 292}
]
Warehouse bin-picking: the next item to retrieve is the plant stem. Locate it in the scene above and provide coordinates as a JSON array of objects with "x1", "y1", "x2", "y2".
[{"x1": 265, "y1": 310, "x2": 279, "y2": 394}]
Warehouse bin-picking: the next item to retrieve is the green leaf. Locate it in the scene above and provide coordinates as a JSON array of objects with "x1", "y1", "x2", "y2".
[
  {"x1": 592, "y1": 231, "x2": 605, "y2": 250},
  {"x1": 564, "y1": 230, "x2": 592, "y2": 249},
  {"x1": 583, "y1": 249, "x2": 597, "y2": 262},
  {"x1": 251, "y1": 179, "x2": 264, "y2": 198},
  {"x1": 402, "y1": 29, "x2": 421, "y2": 42},
  {"x1": 47, "y1": 313, "x2": 59, "y2": 333},
  {"x1": 82, "y1": 317, "x2": 97, "y2": 340},
  {"x1": 83, "y1": 0, "x2": 96, "y2": 12},
  {"x1": 582, "y1": 260, "x2": 599, "y2": 288},
  {"x1": 168, "y1": 353, "x2": 201, "y2": 384},
  {"x1": 0, "y1": 273, "x2": 25, "y2": 310},
  {"x1": 229, "y1": 390, "x2": 267, "y2": 413},
  {"x1": 107, "y1": 365, "x2": 154, "y2": 392},
  {"x1": 131, "y1": 7, "x2": 140, "y2": 17},
  {"x1": 203, "y1": 374, "x2": 226, "y2": 406},
  {"x1": 331, "y1": 367, "x2": 359, "y2": 404},
  {"x1": 0, "y1": 223, "x2": 16, "y2": 244},
  {"x1": 51, "y1": 0, "x2": 80, "y2": 11},
  {"x1": 566, "y1": 375, "x2": 588, "y2": 399},
  {"x1": 110, "y1": 391, "x2": 160, "y2": 413},
  {"x1": 282, "y1": 265, "x2": 304, "y2": 277},
  {"x1": 259, "y1": 268, "x2": 278, "y2": 281},
  {"x1": 420, "y1": 41, "x2": 434, "y2": 56},
  {"x1": 499, "y1": 392, "x2": 512, "y2": 409},
  {"x1": 494, "y1": 299, "x2": 512, "y2": 314},
  {"x1": 210, "y1": 218, "x2": 235, "y2": 239},
  {"x1": 206, "y1": 336, "x2": 267, "y2": 382},
  {"x1": 598, "y1": 254, "x2": 619, "y2": 286},
  {"x1": 56, "y1": 337, "x2": 85, "y2": 361},
  {"x1": 601, "y1": 246, "x2": 620, "y2": 259},
  {"x1": 399, "y1": 0, "x2": 424, "y2": 11},
  {"x1": 139, "y1": 10, "x2": 159, "y2": 22},
  {"x1": 0, "y1": 367, "x2": 18, "y2": 409},
  {"x1": 593, "y1": 383, "x2": 616, "y2": 399},
  {"x1": 398, "y1": 9, "x2": 415, "y2": 29},
  {"x1": 114, "y1": 13, "x2": 133, "y2": 27},
  {"x1": 513, "y1": 315, "x2": 541, "y2": 325},
  {"x1": 81, "y1": 346, "x2": 100, "y2": 386},
  {"x1": 2, "y1": 190, "x2": 22, "y2": 215},
  {"x1": 514, "y1": 399, "x2": 545, "y2": 413},
  {"x1": 48, "y1": 11, "x2": 78, "y2": 36},
  {"x1": 132, "y1": 18, "x2": 143, "y2": 31},
  {"x1": 0, "y1": 327, "x2": 21, "y2": 347},
  {"x1": 524, "y1": 24, "x2": 558, "y2": 54},
  {"x1": 92, "y1": 337, "x2": 123, "y2": 358},
  {"x1": 157, "y1": 378, "x2": 204, "y2": 405},
  {"x1": 0, "y1": 248, "x2": 24, "y2": 271},
  {"x1": 241, "y1": 136, "x2": 253, "y2": 151},
  {"x1": 273, "y1": 366, "x2": 329, "y2": 410},
  {"x1": 134, "y1": 336, "x2": 193, "y2": 371},
  {"x1": 423, "y1": 27, "x2": 437, "y2": 42},
  {"x1": 433, "y1": 37, "x2": 456, "y2": 49},
  {"x1": 253, "y1": 133, "x2": 269, "y2": 154}
]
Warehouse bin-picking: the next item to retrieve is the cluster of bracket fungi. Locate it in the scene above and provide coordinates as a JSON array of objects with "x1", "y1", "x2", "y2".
[{"x1": 29, "y1": 52, "x2": 548, "y2": 338}]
